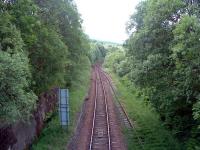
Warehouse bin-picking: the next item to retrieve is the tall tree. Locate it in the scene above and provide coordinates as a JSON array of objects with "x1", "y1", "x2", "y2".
[
  {"x1": 0, "y1": 0, "x2": 91, "y2": 123},
  {"x1": 126, "y1": 0, "x2": 200, "y2": 147},
  {"x1": 0, "y1": 12, "x2": 36, "y2": 122}
]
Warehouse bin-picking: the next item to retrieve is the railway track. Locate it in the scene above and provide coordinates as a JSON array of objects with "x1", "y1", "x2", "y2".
[
  {"x1": 89, "y1": 66, "x2": 111, "y2": 150},
  {"x1": 99, "y1": 69, "x2": 133, "y2": 128},
  {"x1": 99, "y1": 69, "x2": 145, "y2": 150},
  {"x1": 69, "y1": 66, "x2": 142, "y2": 150}
]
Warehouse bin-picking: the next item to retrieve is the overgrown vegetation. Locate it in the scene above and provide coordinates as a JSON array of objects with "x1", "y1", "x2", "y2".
[
  {"x1": 89, "y1": 40, "x2": 107, "y2": 64},
  {"x1": 108, "y1": 72, "x2": 181, "y2": 150},
  {"x1": 2, "y1": 0, "x2": 200, "y2": 148},
  {"x1": 0, "y1": 12, "x2": 37, "y2": 122},
  {"x1": 104, "y1": 0, "x2": 200, "y2": 148},
  {"x1": 32, "y1": 57, "x2": 91, "y2": 150},
  {"x1": 0, "y1": 0, "x2": 90, "y2": 123},
  {"x1": 104, "y1": 46, "x2": 129, "y2": 77}
]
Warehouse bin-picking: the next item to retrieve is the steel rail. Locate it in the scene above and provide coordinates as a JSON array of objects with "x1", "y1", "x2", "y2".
[
  {"x1": 89, "y1": 67, "x2": 98, "y2": 150},
  {"x1": 89, "y1": 66, "x2": 111, "y2": 150},
  {"x1": 99, "y1": 69, "x2": 145, "y2": 150},
  {"x1": 98, "y1": 67, "x2": 111, "y2": 150},
  {"x1": 99, "y1": 70, "x2": 134, "y2": 128}
]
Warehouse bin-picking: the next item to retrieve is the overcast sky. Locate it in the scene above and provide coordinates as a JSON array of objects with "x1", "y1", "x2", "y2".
[{"x1": 75, "y1": 0, "x2": 141, "y2": 43}]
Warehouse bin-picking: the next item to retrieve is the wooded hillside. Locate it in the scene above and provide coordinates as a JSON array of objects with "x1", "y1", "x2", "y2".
[{"x1": 0, "y1": 0, "x2": 90, "y2": 123}]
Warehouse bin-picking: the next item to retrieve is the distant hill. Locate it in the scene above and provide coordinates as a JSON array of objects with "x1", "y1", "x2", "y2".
[{"x1": 91, "y1": 39, "x2": 122, "y2": 47}]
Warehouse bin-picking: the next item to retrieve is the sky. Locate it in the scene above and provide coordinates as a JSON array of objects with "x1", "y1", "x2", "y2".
[{"x1": 74, "y1": 0, "x2": 141, "y2": 44}]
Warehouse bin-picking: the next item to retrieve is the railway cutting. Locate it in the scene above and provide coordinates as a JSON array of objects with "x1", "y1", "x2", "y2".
[{"x1": 68, "y1": 65, "x2": 126, "y2": 150}]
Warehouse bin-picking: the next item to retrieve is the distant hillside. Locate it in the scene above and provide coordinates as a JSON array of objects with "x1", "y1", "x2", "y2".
[{"x1": 91, "y1": 39, "x2": 122, "y2": 47}]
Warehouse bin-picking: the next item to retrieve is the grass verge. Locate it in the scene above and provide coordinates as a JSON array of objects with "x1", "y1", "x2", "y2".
[
  {"x1": 109, "y1": 72, "x2": 181, "y2": 150},
  {"x1": 31, "y1": 58, "x2": 91, "y2": 150}
]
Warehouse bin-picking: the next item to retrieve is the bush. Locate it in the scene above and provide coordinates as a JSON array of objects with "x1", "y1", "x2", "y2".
[{"x1": 0, "y1": 15, "x2": 36, "y2": 122}]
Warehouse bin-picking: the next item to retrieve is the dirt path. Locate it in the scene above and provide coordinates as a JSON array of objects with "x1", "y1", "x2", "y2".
[{"x1": 68, "y1": 66, "x2": 126, "y2": 150}]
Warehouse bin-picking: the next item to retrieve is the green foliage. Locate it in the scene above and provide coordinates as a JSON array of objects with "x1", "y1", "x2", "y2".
[
  {"x1": 9, "y1": 0, "x2": 39, "y2": 46},
  {"x1": 30, "y1": 27, "x2": 68, "y2": 94},
  {"x1": 193, "y1": 101, "x2": 200, "y2": 122},
  {"x1": 0, "y1": 0, "x2": 91, "y2": 124},
  {"x1": 0, "y1": 15, "x2": 36, "y2": 122},
  {"x1": 104, "y1": 48, "x2": 130, "y2": 77},
  {"x1": 34, "y1": 0, "x2": 91, "y2": 86},
  {"x1": 32, "y1": 57, "x2": 91, "y2": 150},
  {"x1": 0, "y1": 52, "x2": 37, "y2": 123},
  {"x1": 0, "y1": 13, "x2": 24, "y2": 53},
  {"x1": 89, "y1": 41, "x2": 107, "y2": 64},
  {"x1": 116, "y1": 0, "x2": 200, "y2": 148},
  {"x1": 109, "y1": 72, "x2": 181, "y2": 150},
  {"x1": 172, "y1": 15, "x2": 200, "y2": 146}
]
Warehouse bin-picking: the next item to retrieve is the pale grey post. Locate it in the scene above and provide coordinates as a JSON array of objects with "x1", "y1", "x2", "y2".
[{"x1": 59, "y1": 89, "x2": 69, "y2": 126}]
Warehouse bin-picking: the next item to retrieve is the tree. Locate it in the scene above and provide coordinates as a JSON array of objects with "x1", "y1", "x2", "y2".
[
  {"x1": 126, "y1": 0, "x2": 200, "y2": 146},
  {"x1": 0, "y1": 0, "x2": 91, "y2": 123},
  {"x1": 89, "y1": 42, "x2": 107, "y2": 64},
  {"x1": 34, "y1": 0, "x2": 91, "y2": 86},
  {"x1": 0, "y1": 13, "x2": 36, "y2": 122},
  {"x1": 30, "y1": 27, "x2": 69, "y2": 94}
]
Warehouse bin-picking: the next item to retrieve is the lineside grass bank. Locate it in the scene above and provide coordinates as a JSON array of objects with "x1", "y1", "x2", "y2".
[{"x1": 108, "y1": 72, "x2": 181, "y2": 150}]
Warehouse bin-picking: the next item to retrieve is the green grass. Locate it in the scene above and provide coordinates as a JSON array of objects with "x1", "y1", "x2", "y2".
[
  {"x1": 32, "y1": 60, "x2": 91, "y2": 150},
  {"x1": 109, "y1": 72, "x2": 181, "y2": 150}
]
